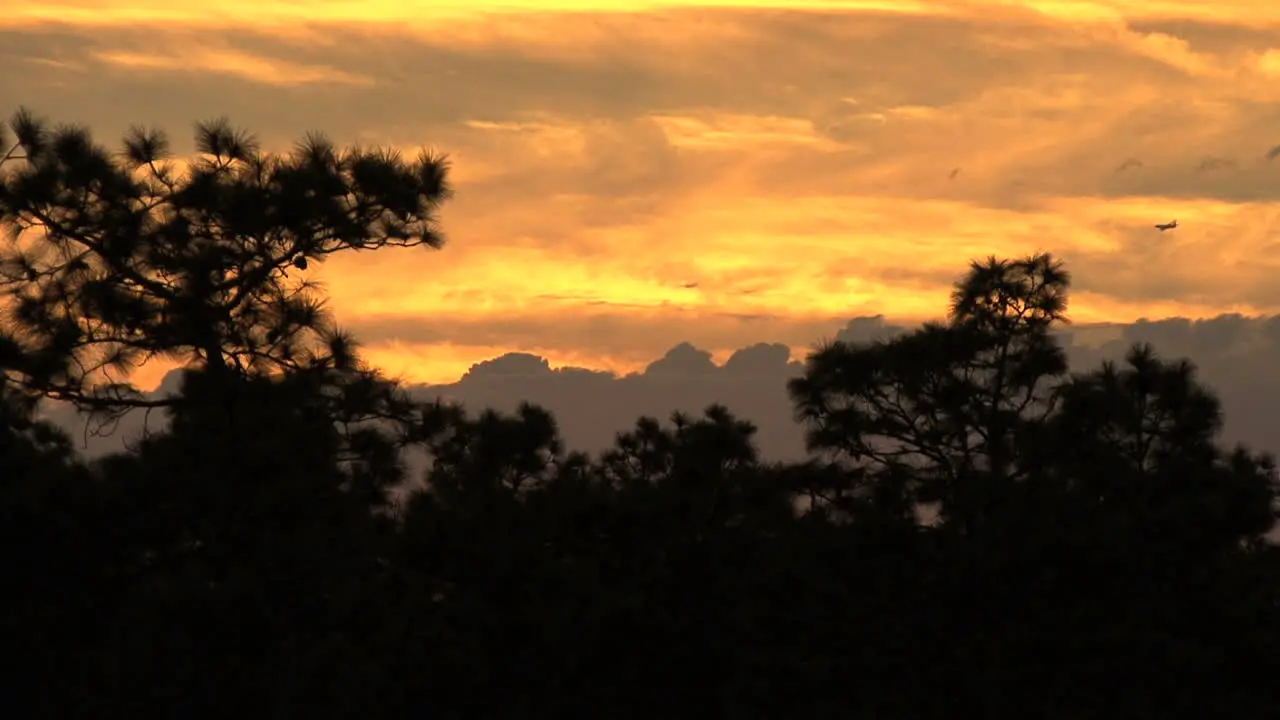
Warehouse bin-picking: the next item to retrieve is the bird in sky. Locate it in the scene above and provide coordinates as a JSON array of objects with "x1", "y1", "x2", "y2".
[{"x1": 1155, "y1": 219, "x2": 1178, "y2": 231}]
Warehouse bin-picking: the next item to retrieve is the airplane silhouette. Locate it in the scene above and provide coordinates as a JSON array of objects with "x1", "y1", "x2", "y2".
[
  {"x1": 682, "y1": 282, "x2": 699, "y2": 289},
  {"x1": 1155, "y1": 219, "x2": 1178, "y2": 231}
]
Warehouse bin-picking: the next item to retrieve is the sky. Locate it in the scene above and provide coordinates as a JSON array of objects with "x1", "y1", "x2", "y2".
[{"x1": 8, "y1": 1, "x2": 1280, "y2": 457}]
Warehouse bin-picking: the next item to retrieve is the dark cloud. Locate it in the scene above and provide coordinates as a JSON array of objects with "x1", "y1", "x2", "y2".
[
  {"x1": 832, "y1": 314, "x2": 909, "y2": 344},
  {"x1": 643, "y1": 342, "x2": 718, "y2": 376},
  {"x1": 43, "y1": 313, "x2": 1280, "y2": 468},
  {"x1": 1194, "y1": 156, "x2": 1238, "y2": 173},
  {"x1": 344, "y1": 310, "x2": 846, "y2": 364},
  {"x1": 723, "y1": 342, "x2": 793, "y2": 375},
  {"x1": 462, "y1": 352, "x2": 553, "y2": 379}
]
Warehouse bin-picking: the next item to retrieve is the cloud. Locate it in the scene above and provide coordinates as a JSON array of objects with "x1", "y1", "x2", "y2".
[
  {"x1": 463, "y1": 352, "x2": 555, "y2": 379},
  {"x1": 91, "y1": 47, "x2": 375, "y2": 87},
  {"x1": 42, "y1": 314, "x2": 1280, "y2": 474},
  {"x1": 832, "y1": 315, "x2": 909, "y2": 344},
  {"x1": 644, "y1": 342, "x2": 719, "y2": 376},
  {"x1": 723, "y1": 342, "x2": 793, "y2": 374}
]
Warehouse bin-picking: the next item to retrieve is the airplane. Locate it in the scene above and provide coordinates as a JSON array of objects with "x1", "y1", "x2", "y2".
[
  {"x1": 682, "y1": 282, "x2": 699, "y2": 289},
  {"x1": 1154, "y1": 219, "x2": 1178, "y2": 231}
]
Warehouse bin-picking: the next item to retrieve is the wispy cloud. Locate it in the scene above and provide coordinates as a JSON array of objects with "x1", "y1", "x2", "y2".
[{"x1": 92, "y1": 47, "x2": 374, "y2": 86}]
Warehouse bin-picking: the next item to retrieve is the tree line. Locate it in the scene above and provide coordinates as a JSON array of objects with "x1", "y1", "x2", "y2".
[{"x1": 2, "y1": 109, "x2": 1278, "y2": 718}]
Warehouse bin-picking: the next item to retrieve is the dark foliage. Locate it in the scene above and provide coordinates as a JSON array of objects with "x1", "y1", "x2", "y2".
[{"x1": 3, "y1": 111, "x2": 1279, "y2": 719}]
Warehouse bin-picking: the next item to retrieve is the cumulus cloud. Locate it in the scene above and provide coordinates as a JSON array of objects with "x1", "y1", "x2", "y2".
[
  {"x1": 463, "y1": 352, "x2": 554, "y2": 379},
  {"x1": 644, "y1": 343, "x2": 719, "y2": 376},
  {"x1": 41, "y1": 314, "x2": 1280, "y2": 470},
  {"x1": 833, "y1": 315, "x2": 909, "y2": 345},
  {"x1": 723, "y1": 342, "x2": 795, "y2": 375}
]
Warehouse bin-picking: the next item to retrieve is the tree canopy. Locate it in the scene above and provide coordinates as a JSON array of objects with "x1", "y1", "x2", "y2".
[{"x1": 0, "y1": 108, "x2": 448, "y2": 432}]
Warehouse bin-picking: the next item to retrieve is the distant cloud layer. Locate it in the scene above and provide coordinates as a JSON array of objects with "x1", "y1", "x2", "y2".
[{"x1": 45, "y1": 314, "x2": 1280, "y2": 466}]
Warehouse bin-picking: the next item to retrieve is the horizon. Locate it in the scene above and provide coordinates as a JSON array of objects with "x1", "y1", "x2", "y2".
[{"x1": 120, "y1": 317, "x2": 1138, "y2": 391}]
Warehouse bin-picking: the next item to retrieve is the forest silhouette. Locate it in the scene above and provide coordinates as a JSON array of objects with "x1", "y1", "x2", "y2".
[{"x1": 2, "y1": 109, "x2": 1279, "y2": 718}]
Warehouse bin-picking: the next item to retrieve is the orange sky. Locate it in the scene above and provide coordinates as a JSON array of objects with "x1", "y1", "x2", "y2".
[{"x1": 6, "y1": 1, "x2": 1280, "y2": 387}]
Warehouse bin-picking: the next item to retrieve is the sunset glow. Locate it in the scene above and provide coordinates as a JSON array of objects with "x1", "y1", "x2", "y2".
[{"x1": 7, "y1": 0, "x2": 1280, "y2": 384}]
